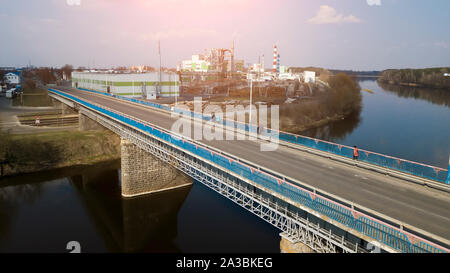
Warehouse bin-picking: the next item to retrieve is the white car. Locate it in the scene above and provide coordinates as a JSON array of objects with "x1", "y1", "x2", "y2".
[{"x1": 6, "y1": 89, "x2": 15, "y2": 98}]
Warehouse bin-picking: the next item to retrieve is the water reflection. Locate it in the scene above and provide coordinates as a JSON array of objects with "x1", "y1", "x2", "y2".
[
  {"x1": 299, "y1": 110, "x2": 362, "y2": 142},
  {"x1": 378, "y1": 81, "x2": 450, "y2": 107},
  {"x1": 0, "y1": 160, "x2": 192, "y2": 253},
  {"x1": 296, "y1": 79, "x2": 450, "y2": 167}
]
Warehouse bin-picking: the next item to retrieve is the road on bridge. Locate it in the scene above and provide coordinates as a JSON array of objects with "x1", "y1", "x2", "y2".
[{"x1": 61, "y1": 88, "x2": 450, "y2": 242}]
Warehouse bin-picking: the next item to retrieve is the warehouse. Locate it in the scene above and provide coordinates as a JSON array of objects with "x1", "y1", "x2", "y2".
[{"x1": 71, "y1": 71, "x2": 180, "y2": 99}]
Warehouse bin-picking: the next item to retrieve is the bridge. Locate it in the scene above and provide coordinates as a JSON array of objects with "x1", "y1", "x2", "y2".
[{"x1": 47, "y1": 86, "x2": 450, "y2": 253}]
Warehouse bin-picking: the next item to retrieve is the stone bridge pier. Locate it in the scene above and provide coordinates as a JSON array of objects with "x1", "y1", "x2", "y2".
[
  {"x1": 120, "y1": 138, "x2": 192, "y2": 198},
  {"x1": 79, "y1": 113, "x2": 107, "y2": 131}
]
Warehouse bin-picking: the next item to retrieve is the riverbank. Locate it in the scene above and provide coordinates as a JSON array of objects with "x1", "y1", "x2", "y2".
[
  {"x1": 175, "y1": 73, "x2": 362, "y2": 134},
  {"x1": 280, "y1": 73, "x2": 362, "y2": 133},
  {"x1": 0, "y1": 130, "x2": 120, "y2": 177},
  {"x1": 378, "y1": 67, "x2": 450, "y2": 89}
]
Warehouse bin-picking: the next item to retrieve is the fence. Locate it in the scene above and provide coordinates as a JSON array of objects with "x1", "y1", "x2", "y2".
[
  {"x1": 49, "y1": 88, "x2": 449, "y2": 253},
  {"x1": 76, "y1": 87, "x2": 449, "y2": 184}
]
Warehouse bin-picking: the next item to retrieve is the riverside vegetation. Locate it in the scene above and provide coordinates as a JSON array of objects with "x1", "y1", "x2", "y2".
[
  {"x1": 279, "y1": 73, "x2": 362, "y2": 132},
  {"x1": 180, "y1": 73, "x2": 362, "y2": 133},
  {"x1": 378, "y1": 67, "x2": 450, "y2": 89},
  {"x1": 0, "y1": 130, "x2": 120, "y2": 177}
]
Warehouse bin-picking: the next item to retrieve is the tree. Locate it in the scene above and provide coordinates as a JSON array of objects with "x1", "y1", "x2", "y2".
[
  {"x1": 61, "y1": 64, "x2": 73, "y2": 80},
  {"x1": 36, "y1": 67, "x2": 56, "y2": 84},
  {"x1": 25, "y1": 79, "x2": 36, "y2": 90}
]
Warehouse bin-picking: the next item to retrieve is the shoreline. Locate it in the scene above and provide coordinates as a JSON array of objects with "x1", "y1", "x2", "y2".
[
  {"x1": 282, "y1": 113, "x2": 347, "y2": 134},
  {"x1": 0, "y1": 130, "x2": 121, "y2": 178},
  {"x1": 378, "y1": 80, "x2": 450, "y2": 90}
]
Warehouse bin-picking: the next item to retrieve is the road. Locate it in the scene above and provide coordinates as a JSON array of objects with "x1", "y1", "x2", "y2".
[{"x1": 61, "y1": 88, "x2": 450, "y2": 241}]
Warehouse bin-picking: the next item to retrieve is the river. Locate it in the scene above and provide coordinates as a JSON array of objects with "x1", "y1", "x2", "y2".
[{"x1": 0, "y1": 79, "x2": 449, "y2": 252}]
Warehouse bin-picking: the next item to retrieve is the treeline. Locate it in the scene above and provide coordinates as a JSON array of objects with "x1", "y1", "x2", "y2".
[
  {"x1": 378, "y1": 68, "x2": 450, "y2": 89},
  {"x1": 23, "y1": 64, "x2": 74, "y2": 85},
  {"x1": 329, "y1": 70, "x2": 380, "y2": 77}
]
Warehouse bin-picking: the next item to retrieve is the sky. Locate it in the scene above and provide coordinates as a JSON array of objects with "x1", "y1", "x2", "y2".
[{"x1": 0, "y1": 0, "x2": 449, "y2": 70}]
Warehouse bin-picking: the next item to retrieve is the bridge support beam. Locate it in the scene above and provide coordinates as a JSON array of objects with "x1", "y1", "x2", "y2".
[
  {"x1": 120, "y1": 138, "x2": 192, "y2": 198},
  {"x1": 280, "y1": 234, "x2": 315, "y2": 253},
  {"x1": 79, "y1": 113, "x2": 107, "y2": 131},
  {"x1": 52, "y1": 99, "x2": 75, "y2": 115}
]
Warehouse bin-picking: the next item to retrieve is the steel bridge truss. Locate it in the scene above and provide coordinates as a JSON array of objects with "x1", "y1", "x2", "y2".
[{"x1": 80, "y1": 107, "x2": 369, "y2": 253}]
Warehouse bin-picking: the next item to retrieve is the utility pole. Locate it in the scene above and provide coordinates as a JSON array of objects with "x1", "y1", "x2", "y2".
[
  {"x1": 249, "y1": 79, "x2": 253, "y2": 131},
  {"x1": 158, "y1": 40, "x2": 162, "y2": 97}
]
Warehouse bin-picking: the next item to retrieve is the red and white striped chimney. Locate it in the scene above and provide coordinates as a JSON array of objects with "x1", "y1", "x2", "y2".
[{"x1": 273, "y1": 44, "x2": 278, "y2": 74}]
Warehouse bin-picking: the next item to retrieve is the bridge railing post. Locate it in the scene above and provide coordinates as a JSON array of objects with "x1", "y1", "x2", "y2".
[{"x1": 446, "y1": 155, "x2": 450, "y2": 185}]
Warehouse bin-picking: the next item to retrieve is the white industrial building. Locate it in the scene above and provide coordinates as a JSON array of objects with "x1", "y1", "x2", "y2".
[
  {"x1": 180, "y1": 55, "x2": 210, "y2": 73},
  {"x1": 303, "y1": 71, "x2": 316, "y2": 83},
  {"x1": 72, "y1": 71, "x2": 180, "y2": 99}
]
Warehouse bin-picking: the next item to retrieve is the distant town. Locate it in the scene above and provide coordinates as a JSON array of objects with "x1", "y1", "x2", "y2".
[{"x1": 0, "y1": 43, "x2": 384, "y2": 102}]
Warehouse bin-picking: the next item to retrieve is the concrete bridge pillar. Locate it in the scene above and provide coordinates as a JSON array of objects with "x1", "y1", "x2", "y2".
[
  {"x1": 52, "y1": 99, "x2": 75, "y2": 115},
  {"x1": 280, "y1": 235, "x2": 315, "y2": 253},
  {"x1": 79, "y1": 113, "x2": 107, "y2": 131},
  {"x1": 120, "y1": 138, "x2": 192, "y2": 198}
]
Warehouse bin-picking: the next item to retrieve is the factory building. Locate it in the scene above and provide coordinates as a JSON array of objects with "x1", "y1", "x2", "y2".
[
  {"x1": 71, "y1": 71, "x2": 180, "y2": 99},
  {"x1": 178, "y1": 43, "x2": 237, "y2": 76},
  {"x1": 303, "y1": 71, "x2": 316, "y2": 83},
  {"x1": 181, "y1": 55, "x2": 210, "y2": 72}
]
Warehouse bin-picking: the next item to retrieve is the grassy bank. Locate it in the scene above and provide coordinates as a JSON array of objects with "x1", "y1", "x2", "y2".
[
  {"x1": 12, "y1": 80, "x2": 53, "y2": 107},
  {"x1": 0, "y1": 130, "x2": 120, "y2": 177},
  {"x1": 176, "y1": 73, "x2": 362, "y2": 133},
  {"x1": 280, "y1": 73, "x2": 362, "y2": 132}
]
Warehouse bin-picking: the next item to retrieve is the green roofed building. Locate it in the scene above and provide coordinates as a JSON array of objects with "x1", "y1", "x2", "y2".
[{"x1": 72, "y1": 71, "x2": 180, "y2": 99}]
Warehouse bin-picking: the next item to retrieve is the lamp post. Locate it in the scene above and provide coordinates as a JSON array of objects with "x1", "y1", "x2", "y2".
[{"x1": 249, "y1": 78, "x2": 253, "y2": 132}]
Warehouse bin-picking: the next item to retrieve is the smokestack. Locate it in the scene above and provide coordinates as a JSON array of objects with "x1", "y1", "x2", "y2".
[{"x1": 273, "y1": 44, "x2": 278, "y2": 75}]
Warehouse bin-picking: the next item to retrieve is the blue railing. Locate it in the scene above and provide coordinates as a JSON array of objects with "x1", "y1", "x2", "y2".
[
  {"x1": 74, "y1": 87, "x2": 449, "y2": 184},
  {"x1": 50, "y1": 88, "x2": 448, "y2": 253}
]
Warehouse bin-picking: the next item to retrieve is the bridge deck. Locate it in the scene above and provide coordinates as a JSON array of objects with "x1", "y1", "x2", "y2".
[{"x1": 63, "y1": 88, "x2": 450, "y2": 241}]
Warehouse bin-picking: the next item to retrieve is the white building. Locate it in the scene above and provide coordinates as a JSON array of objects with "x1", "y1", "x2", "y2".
[
  {"x1": 72, "y1": 71, "x2": 180, "y2": 99},
  {"x1": 278, "y1": 73, "x2": 298, "y2": 80},
  {"x1": 251, "y1": 63, "x2": 264, "y2": 74},
  {"x1": 279, "y1": 66, "x2": 288, "y2": 74},
  {"x1": 180, "y1": 55, "x2": 210, "y2": 72},
  {"x1": 303, "y1": 71, "x2": 316, "y2": 83},
  {"x1": 4, "y1": 72, "x2": 20, "y2": 85}
]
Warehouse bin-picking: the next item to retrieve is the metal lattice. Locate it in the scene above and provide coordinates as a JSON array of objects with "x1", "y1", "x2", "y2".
[{"x1": 80, "y1": 108, "x2": 367, "y2": 253}]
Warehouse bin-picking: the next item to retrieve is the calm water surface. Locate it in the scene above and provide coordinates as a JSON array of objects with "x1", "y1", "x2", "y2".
[{"x1": 302, "y1": 80, "x2": 450, "y2": 168}]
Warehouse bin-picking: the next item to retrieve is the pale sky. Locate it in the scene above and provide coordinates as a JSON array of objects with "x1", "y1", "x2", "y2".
[{"x1": 0, "y1": 0, "x2": 449, "y2": 70}]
